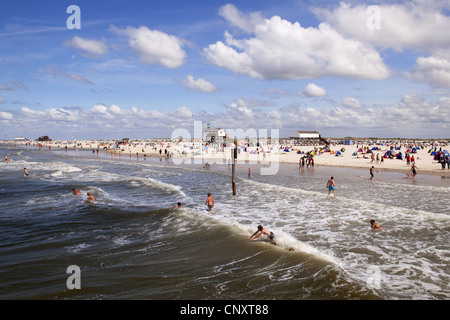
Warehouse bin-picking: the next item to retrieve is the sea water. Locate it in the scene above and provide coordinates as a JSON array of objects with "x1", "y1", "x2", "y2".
[{"x1": 0, "y1": 144, "x2": 449, "y2": 299}]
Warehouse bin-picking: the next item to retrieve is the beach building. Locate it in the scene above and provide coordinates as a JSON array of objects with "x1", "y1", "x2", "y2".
[
  {"x1": 291, "y1": 130, "x2": 329, "y2": 146},
  {"x1": 37, "y1": 136, "x2": 52, "y2": 142},
  {"x1": 205, "y1": 128, "x2": 226, "y2": 143},
  {"x1": 293, "y1": 131, "x2": 320, "y2": 139}
]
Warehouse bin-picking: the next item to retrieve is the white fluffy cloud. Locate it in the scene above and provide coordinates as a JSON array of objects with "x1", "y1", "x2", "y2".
[
  {"x1": 407, "y1": 53, "x2": 450, "y2": 88},
  {"x1": 0, "y1": 111, "x2": 13, "y2": 119},
  {"x1": 64, "y1": 36, "x2": 108, "y2": 57},
  {"x1": 219, "y1": 3, "x2": 264, "y2": 33},
  {"x1": 183, "y1": 75, "x2": 219, "y2": 92},
  {"x1": 205, "y1": 6, "x2": 390, "y2": 80},
  {"x1": 111, "y1": 26, "x2": 186, "y2": 68},
  {"x1": 341, "y1": 97, "x2": 363, "y2": 109},
  {"x1": 300, "y1": 83, "x2": 327, "y2": 97},
  {"x1": 312, "y1": 1, "x2": 450, "y2": 51},
  {"x1": 2, "y1": 93, "x2": 449, "y2": 139}
]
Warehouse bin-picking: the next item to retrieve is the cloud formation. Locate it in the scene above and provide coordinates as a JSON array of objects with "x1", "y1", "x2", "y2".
[
  {"x1": 407, "y1": 52, "x2": 450, "y2": 88},
  {"x1": 312, "y1": 1, "x2": 450, "y2": 51},
  {"x1": 2, "y1": 94, "x2": 448, "y2": 139},
  {"x1": 300, "y1": 83, "x2": 327, "y2": 98},
  {"x1": 46, "y1": 64, "x2": 93, "y2": 84},
  {"x1": 205, "y1": 5, "x2": 390, "y2": 80},
  {"x1": 111, "y1": 26, "x2": 187, "y2": 68},
  {"x1": 312, "y1": 1, "x2": 450, "y2": 88},
  {"x1": 219, "y1": 3, "x2": 264, "y2": 33},
  {"x1": 341, "y1": 97, "x2": 363, "y2": 109},
  {"x1": 183, "y1": 75, "x2": 219, "y2": 92},
  {"x1": 64, "y1": 36, "x2": 108, "y2": 58}
]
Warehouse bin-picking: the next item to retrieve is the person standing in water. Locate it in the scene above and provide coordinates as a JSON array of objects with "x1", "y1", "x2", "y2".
[
  {"x1": 327, "y1": 177, "x2": 335, "y2": 195},
  {"x1": 205, "y1": 193, "x2": 214, "y2": 211},
  {"x1": 411, "y1": 163, "x2": 418, "y2": 178},
  {"x1": 370, "y1": 166, "x2": 374, "y2": 180},
  {"x1": 24, "y1": 168, "x2": 29, "y2": 176},
  {"x1": 250, "y1": 225, "x2": 274, "y2": 241}
]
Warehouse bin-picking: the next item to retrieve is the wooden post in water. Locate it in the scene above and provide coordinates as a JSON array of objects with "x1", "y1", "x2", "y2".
[{"x1": 232, "y1": 139, "x2": 237, "y2": 196}]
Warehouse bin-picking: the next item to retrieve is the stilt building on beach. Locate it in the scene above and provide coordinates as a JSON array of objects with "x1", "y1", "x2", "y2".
[{"x1": 291, "y1": 131, "x2": 329, "y2": 146}]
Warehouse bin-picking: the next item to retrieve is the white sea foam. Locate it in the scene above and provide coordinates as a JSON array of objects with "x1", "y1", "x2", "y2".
[{"x1": 190, "y1": 174, "x2": 450, "y2": 299}]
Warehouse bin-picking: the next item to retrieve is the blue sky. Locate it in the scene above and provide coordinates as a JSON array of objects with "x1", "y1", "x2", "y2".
[{"x1": 0, "y1": 0, "x2": 449, "y2": 140}]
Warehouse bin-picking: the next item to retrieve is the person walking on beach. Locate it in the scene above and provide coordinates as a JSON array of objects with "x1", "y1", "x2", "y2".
[
  {"x1": 205, "y1": 193, "x2": 214, "y2": 211},
  {"x1": 250, "y1": 225, "x2": 274, "y2": 241},
  {"x1": 440, "y1": 155, "x2": 446, "y2": 170},
  {"x1": 327, "y1": 177, "x2": 335, "y2": 195}
]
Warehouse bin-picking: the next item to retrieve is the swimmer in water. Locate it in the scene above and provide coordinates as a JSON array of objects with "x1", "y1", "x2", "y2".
[
  {"x1": 24, "y1": 168, "x2": 29, "y2": 176},
  {"x1": 171, "y1": 202, "x2": 182, "y2": 208},
  {"x1": 250, "y1": 225, "x2": 274, "y2": 241},
  {"x1": 72, "y1": 188, "x2": 81, "y2": 195},
  {"x1": 370, "y1": 220, "x2": 381, "y2": 230},
  {"x1": 85, "y1": 192, "x2": 96, "y2": 203}
]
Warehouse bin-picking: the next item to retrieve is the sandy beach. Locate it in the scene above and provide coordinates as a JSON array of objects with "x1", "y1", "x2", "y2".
[{"x1": 6, "y1": 138, "x2": 450, "y2": 176}]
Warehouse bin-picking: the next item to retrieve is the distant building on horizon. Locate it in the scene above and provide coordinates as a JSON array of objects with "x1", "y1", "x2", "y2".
[
  {"x1": 205, "y1": 128, "x2": 226, "y2": 143},
  {"x1": 293, "y1": 130, "x2": 320, "y2": 139},
  {"x1": 291, "y1": 130, "x2": 329, "y2": 146},
  {"x1": 37, "y1": 136, "x2": 52, "y2": 142}
]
